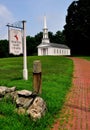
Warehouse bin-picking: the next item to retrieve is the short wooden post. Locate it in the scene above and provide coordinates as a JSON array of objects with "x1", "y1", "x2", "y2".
[{"x1": 33, "y1": 60, "x2": 42, "y2": 94}]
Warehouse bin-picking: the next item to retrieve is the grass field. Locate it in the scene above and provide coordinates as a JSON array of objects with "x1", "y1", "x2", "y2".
[
  {"x1": 81, "y1": 56, "x2": 90, "y2": 61},
  {"x1": 0, "y1": 56, "x2": 73, "y2": 130}
]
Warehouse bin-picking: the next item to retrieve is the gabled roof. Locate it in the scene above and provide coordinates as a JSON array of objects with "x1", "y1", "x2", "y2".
[{"x1": 37, "y1": 42, "x2": 70, "y2": 49}]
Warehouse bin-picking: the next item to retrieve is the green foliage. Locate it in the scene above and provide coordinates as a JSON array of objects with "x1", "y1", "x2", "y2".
[
  {"x1": 0, "y1": 56, "x2": 73, "y2": 130},
  {"x1": 26, "y1": 36, "x2": 38, "y2": 56},
  {"x1": 83, "y1": 57, "x2": 90, "y2": 61},
  {"x1": 53, "y1": 31, "x2": 66, "y2": 44},
  {"x1": 78, "y1": 56, "x2": 90, "y2": 61},
  {"x1": 0, "y1": 40, "x2": 9, "y2": 58},
  {"x1": 64, "y1": 0, "x2": 90, "y2": 55}
]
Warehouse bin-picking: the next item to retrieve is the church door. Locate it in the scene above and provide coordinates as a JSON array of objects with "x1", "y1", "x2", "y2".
[{"x1": 43, "y1": 48, "x2": 46, "y2": 55}]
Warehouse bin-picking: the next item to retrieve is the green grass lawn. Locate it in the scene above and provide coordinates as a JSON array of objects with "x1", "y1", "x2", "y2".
[
  {"x1": 0, "y1": 56, "x2": 73, "y2": 130},
  {"x1": 81, "y1": 56, "x2": 90, "y2": 61},
  {"x1": 76, "y1": 56, "x2": 90, "y2": 61}
]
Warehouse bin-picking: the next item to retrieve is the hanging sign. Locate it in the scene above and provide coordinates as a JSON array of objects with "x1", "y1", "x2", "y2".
[{"x1": 9, "y1": 29, "x2": 23, "y2": 55}]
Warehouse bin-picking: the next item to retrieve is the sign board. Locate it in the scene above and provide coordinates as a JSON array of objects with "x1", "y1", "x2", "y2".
[{"x1": 9, "y1": 29, "x2": 23, "y2": 55}]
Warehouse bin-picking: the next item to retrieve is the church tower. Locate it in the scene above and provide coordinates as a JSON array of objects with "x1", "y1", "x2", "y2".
[{"x1": 42, "y1": 16, "x2": 50, "y2": 43}]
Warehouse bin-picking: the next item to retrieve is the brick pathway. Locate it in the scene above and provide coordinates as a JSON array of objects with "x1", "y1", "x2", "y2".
[{"x1": 51, "y1": 57, "x2": 90, "y2": 130}]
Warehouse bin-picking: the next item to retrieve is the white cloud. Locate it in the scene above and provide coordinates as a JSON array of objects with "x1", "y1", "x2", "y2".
[{"x1": 0, "y1": 4, "x2": 14, "y2": 39}]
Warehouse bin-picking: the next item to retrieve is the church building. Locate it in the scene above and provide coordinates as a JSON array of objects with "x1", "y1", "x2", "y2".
[{"x1": 37, "y1": 16, "x2": 70, "y2": 56}]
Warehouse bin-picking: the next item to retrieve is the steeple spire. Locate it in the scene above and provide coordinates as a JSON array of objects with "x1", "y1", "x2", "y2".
[
  {"x1": 44, "y1": 15, "x2": 47, "y2": 28},
  {"x1": 42, "y1": 15, "x2": 50, "y2": 43}
]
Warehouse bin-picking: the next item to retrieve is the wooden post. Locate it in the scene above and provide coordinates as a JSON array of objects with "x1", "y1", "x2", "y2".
[{"x1": 33, "y1": 60, "x2": 42, "y2": 94}]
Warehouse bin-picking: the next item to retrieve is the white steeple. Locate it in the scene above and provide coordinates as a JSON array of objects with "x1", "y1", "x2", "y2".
[
  {"x1": 42, "y1": 15, "x2": 50, "y2": 43},
  {"x1": 44, "y1": 15, "x2": 47, "y2": 28}
]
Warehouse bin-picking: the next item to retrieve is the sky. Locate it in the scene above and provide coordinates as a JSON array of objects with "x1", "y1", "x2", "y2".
[{"x1": 0, "y1": 0, "x2": 74, "y2": 40}]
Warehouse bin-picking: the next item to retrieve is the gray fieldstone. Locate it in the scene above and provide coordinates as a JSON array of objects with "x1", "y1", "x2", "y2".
[{"x1": 0, "y1": 86, "x2": 47, "y2": 120}]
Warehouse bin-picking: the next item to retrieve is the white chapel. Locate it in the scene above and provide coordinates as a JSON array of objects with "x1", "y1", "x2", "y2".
[{"x1": 37, "y1": 16, "x2": 71, "y2": 56}]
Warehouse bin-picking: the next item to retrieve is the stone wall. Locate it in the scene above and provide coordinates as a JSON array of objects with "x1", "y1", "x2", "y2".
[{"x1": 0, "y1": 86, "x2": 47, "y2": 120}]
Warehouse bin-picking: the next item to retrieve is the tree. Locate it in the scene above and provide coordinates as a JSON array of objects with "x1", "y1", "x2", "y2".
[
  {"x1": 26, "y1": 36, "x2": 37, "y2": 56},
  {"x1": 35, "y1": 32, "x2": 43, "y2": 44},
  {"x1": 0, "y1": 40, "x2": 9, "y2": 58},
  {"x1": 49, "y1": 31, "x2": 66, "y2": 44},
  {"x1": 54, "y1": 31, "x2": 66, "y2": 44},
  {"x1": 26, "y1": 32, "x2": 43, "y2": 56},
  {"x1": 64, "y1": 0, "x2": 90, "y2": 55}
]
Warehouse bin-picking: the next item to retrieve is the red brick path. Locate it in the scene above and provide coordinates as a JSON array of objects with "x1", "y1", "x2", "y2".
[{"x1": 51, "y1": 58, "x2": 90, "y2": 130}]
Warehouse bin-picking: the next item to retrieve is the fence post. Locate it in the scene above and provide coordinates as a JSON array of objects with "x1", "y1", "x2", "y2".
[{"x1": 33, "y1": 60, "x2": 42, "y2": 94}]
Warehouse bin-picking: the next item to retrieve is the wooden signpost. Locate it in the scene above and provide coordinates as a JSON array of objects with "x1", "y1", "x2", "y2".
[{"x1": 33, "y1": 60, "x2": 42, "y2": 94}]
